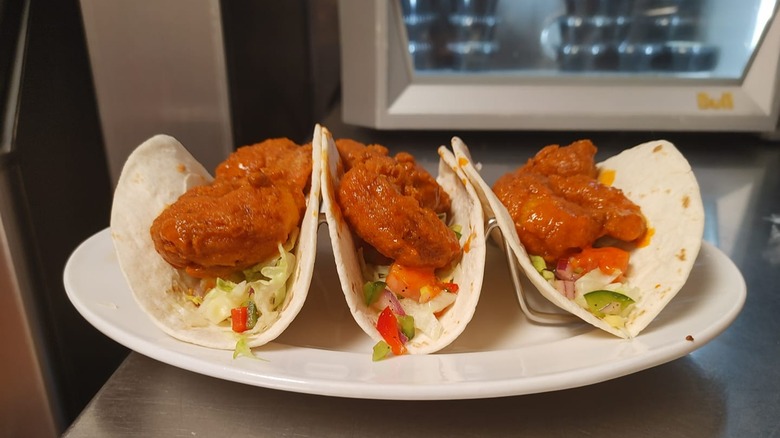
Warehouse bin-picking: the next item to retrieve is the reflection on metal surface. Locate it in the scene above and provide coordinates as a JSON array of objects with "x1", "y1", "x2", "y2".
[
  {"x1": 1, "y1": 167, "x2": 57, "y2": 437},
  {"x1": 695, "y1": 166, "x2": 766, "y2": 259},
  {"x1": 79, "y1": 0, "x2": 233, "y2": 185},
  {"x1": 395, "y1": 0, "x2": 775, "y2": 76},
  {"x1": 762, "y1": 214, "x2": 780, "y2": 264},
  {"x1": 702, "y1": 195, "x2": 719, "y2": 248}
]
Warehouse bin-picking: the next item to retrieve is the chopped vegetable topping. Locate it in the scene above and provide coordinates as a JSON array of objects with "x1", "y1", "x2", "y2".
[
  {"x1": 232, "y1": 336, "x2": 254, "y2": 359},
  {"x1": 583, "y1": 290, "x2": 635, "y2": 318},
  {"x1": 363, "y1": 281, "x2": 386, "y2": 306},
  {"x1": 533, "y1": 245, "x2": 638, "y2": 328},
  {"x1": 360, "y1": 220, "x2": 462, "y2": 358},
  {"x1": 376, "y1": 306, "x2": 407, "y2": 356},
  {"x1": 530, "y1": 255, "x2": 547, "y2": 272},
  {"x1": 398, "y1": 315, "x2": 415, "y2": 340},
  {"x1": 441, "y1": 282, "x2": 459, "y2": 293},
  {"x1": 244, "y1": 297, "x2": 259, "y2": 330},
  {"x1": 372, "y1": 341, "x2": 392, "y2": 361},
  {"x1": 450, "y1": 224, "x2": 463, "y2": 239},
  {"x1": 231, "y1": 307, "x2": 248, "y2": 333},
  {"x1": 196, "y1": 243, "x2": 296, "y2": 357},
  {"x1": 185, "y1": 294, "x2": 203, "y2": 306},
  {"x1": 399, "y1": 292, "x2": 456, "y2": 339}
]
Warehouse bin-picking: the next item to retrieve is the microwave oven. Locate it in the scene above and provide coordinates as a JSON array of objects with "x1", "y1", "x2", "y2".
[{"x1": 338, "y1": 0, "x2": 780, "y2": 134}]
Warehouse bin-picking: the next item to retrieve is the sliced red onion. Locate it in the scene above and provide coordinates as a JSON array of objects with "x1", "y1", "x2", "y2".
[
  {"x1": 553, "y1": 279, "x2": 575, "y2": 299},
  {"x1": 556, "y1": 257, "x2": 576, "y2": 281},
  {"x1": 382, "y1": 289, "x2": 406, "y2": 316},
  {"x1": 563, "y1": 280, "x2": 575, "y2": 299}
]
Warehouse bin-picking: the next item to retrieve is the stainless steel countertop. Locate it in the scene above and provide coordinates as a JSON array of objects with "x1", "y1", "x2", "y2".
[{"x1": 64, "y1": 127, "x2": 780, "y2": 437}]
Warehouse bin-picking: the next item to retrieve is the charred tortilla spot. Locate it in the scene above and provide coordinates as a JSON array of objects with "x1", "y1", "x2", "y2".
[
  {"x1": 653, "y1": 144, "x2": 663, "y2": 153},
  {"x1": 676, "y1": 248, "x2": 687, "y2": 261},
  {"x1": 686, "y1": 335, "x2": 694, "y2": 342},
  {"x1": 682, "y1": 195, "x2": 690, "y2": 208},
  {"x1": 177, "y1": 163, "x2": 186, "y2": 173}
]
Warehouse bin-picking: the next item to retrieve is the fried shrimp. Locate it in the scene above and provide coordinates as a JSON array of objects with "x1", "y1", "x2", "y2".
[
  {"x1": 493, "y1": 172, "x2": 602, "y2": 262},
  {"x1": 518, "y1": 139, "x2": 598, "y2": 178},
  {"x1": 493, "y1": 140, "x2": 646, "y2": 262},
  {"x1": 150, "y1": 138, "x2": 311, "y2": 279},
  {"x1": 335, "y1": 139, "x2": 460, "y2": 269},
  {"x1": 335, "y1": 138, "x2": 389, "y2": 170},
  {"x1": 216, "y1": 138, "x2": 312, "y2": 196}
]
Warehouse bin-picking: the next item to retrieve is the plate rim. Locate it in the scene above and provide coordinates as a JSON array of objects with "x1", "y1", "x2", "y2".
[{"x1": 64, "y1": 228, "x2": 746, "y2": 400}]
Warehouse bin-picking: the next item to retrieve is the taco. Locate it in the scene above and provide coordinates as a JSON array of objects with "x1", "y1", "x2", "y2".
[
  {"x1": 317, "y1": 127, "x2": 485, "y2": 358},
  {"x1": 110, "y1": 127, "x2": 322, "y2": 352},
  {"x1": 450, "y1": 137, "x2": 704, "y2": 338}
]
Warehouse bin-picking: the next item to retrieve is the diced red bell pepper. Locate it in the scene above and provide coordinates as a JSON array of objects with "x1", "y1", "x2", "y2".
[
  {"x1": 441, "y1": 282, "x2": 459, "y2": 293},
  {"x1": 376, "y1": 306, "x2": 407, "y2": 356},
  {"x1": 231, "y1": 306, "x2": 248, "y2": 333}
]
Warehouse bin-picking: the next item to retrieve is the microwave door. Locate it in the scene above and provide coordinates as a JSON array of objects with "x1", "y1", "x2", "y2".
[{"x1": 340, "y1": 0, "x2": 780, "y2": 132}]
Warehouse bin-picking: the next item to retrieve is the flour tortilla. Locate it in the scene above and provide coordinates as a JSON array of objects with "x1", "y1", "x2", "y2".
[
  {"x1": 451, "y1": 137, "x2": 704, "y2": 338},
  {"x1": 318, "y1": 127, "x2": 486, "y2": 354},
  {"x1": 110, "y1": 130, "x2": 322, "y2": 349}
]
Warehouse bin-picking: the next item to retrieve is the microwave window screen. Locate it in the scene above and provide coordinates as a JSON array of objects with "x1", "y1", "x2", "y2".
[{"x1": 399, "y1": 0, "x2": 777, "y2": 79}]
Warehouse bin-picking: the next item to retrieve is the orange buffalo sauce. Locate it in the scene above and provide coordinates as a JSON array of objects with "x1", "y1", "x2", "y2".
[
  {"x1": 569, "y1": 246, "x2": 630, "y2": 276},
  {"x1": 636, "y1": 227, "x2": 655, "y2": 248},
  {"x1": 598, "y1": 169, "x2": 616, "y2": 186},
  {"x1": 492, "y1": 140, "x2": 647, "y2": 263}
]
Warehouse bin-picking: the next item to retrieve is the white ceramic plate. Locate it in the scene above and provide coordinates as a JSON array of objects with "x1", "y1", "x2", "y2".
[{"x1": 64, "y1": 227, "x2": 745, "y2": 400}]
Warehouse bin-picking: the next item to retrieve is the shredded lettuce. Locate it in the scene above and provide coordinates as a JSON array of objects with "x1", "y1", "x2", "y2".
[
  {"x1": 233, "y1": 335, "x2": 255, "y2": 359},
  {"x1": 216, "y1": 277, "x2": 237, "y2": 292},
  {"x1": 200, "y1": 280, "x2": 251, "y2": 325},
  {"x1": 232, "y1": 334, "x2": 268, "y2": 360},
  {"x1": 185, "y1": 294, "x2": 203, "y2": 306},
  {"x1": 246, "y1": 245, "x2": 295, "y2": 310},
  {"x1": 199, "y1": 243, "x2": 296, "y2": 333}
]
